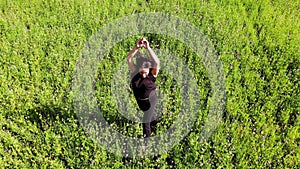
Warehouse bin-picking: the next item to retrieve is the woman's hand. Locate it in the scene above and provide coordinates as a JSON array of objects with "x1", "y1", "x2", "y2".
[
  {"x1": 136, "y1": 38, "x2": 145, "y2": 48},
  {"x1": 136, "y1": 37, "x2": 150, "y2": 49},
  {"x1": 142, "y1": 38, "x2": 150, "y2": 49}
]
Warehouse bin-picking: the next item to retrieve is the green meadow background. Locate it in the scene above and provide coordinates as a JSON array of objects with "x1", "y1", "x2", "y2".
[{"x1": 0, "y1": 0, "x2": 299, "y2": 168}]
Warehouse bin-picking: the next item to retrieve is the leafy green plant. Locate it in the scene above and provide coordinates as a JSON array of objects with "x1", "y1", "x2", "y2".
[{"x1": 0, "y1": 0, "x2": 299, "y2": 168}]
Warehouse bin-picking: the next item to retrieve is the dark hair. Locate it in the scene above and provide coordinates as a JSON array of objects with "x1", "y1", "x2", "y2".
[{"x1": 136, "y1": 51, "x2": 152, "y2": 69}]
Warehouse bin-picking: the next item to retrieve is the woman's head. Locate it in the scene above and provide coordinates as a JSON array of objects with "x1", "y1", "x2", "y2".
[{"x1": 136, "y1": 52, "x2": 152, "y2": 78}]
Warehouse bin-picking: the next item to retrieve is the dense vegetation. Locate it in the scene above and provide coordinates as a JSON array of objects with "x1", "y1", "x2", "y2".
[{"x1": 0, "y1": 0, "x2": 299, "y2": 168}]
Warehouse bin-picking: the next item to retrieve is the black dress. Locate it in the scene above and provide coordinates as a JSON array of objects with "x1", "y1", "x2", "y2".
[{"x1": 130, "y1": 70, "x2": 158, "y2": 140}]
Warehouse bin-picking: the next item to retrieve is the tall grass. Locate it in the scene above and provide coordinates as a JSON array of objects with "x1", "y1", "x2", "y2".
[{"x1": 0, "y1": 0, "x2": 299, "y2": 168}]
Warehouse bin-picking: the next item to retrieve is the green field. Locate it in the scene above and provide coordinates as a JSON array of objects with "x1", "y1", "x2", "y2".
[{"x1": 0, "y1": 0, "x2": 299, "y2": 168}]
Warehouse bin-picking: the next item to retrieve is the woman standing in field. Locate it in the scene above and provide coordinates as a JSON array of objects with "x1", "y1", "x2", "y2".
[{"x1": 126, "y1": 37, "x2": 160, "y2": 145}]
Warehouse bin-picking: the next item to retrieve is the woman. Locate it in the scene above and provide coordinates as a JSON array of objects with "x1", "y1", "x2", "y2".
[{"x1": 126, "y1": 37, "x2": 160, "y2": 144}]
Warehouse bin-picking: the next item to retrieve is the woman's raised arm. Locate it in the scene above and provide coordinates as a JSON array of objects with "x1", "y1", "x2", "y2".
[
  {"x1": 126, "y1": 38, "x2": 144, "y2": 72},
  {"x1": 126, "y1": 46, "x2": 138, "y2": 73},
  {"x1": 143, "y1": 38, "x2": 160, "y2": 77}
]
